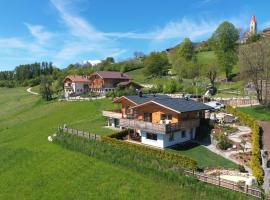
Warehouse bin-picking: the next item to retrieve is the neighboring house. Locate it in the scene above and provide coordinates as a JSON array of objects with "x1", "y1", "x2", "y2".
[
  {"x1": 117, "y1": 81, "x2": 143, "y2": 90},
  {"x1": 64, "y1": 75, "x2": 90, "y2": 98},
  {"x1": 89, "y1": 71, "x2": 132, "y2": 93},
  {"x1": 103, "y1": 94, "x2": 211, "y2": 148}
]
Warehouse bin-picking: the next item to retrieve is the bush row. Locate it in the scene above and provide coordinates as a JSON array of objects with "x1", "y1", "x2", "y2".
[
  {"x1": 104, "y1": 135, "x2": 197, "y2": 169},
  {"x1": 109, "y1": 129, "x2": 129, "y2": 140},
  {"x1": 226, "y1": 105, "x2": 264, "y2": 183},
  {"x1": 53, "y1": 132, "x2": 197, "y2": 183},
  {"x1": 53, "y1": 132, "x2": 253, "y2": 199}
]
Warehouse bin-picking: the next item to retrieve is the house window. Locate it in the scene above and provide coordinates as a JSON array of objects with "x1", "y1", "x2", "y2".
[
  {"x1": 168, "y1": 132, "x2": 174, "y2": 141},
  {"x1": 114, "y1": 118, "x2": 120, "y2": 128},
  {"x1": 181, "y1": 130, "x2": 186, "y2": 138},
  {"x1": 161, "y1": 114, "x2": 172, "y2": 120},
  {"x1": 144, "y1": 113, "x2": 152, "y2": 122},
  {"x1": 146, "y1": 133, "x2": 157, "y2": 140}
]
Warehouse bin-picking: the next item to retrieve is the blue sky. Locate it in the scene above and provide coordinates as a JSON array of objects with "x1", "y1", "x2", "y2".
[{"x1": 1, "y1": 0, "x2": 270, "y2": 70}]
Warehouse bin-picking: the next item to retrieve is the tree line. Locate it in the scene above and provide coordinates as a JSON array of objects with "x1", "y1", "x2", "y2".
[{"x1": 0, "y1": 62, "x2": 59, "y2": 88}]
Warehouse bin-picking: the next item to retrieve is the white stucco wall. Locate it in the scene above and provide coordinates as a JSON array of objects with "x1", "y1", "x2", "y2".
[
  {"x1": 140, "y1": 128, "x2": 197, "y2": 148},
  {"x1": 65, "y1": 82, "x2": 89, "y2": 97},
  {"x1": 141, "y1": 132, "x2": 164, "y2": 148},
  {"x1": 163, "y1": 129, "x2": 192, "y2": 147},
  {"x1": 74, "y1": 83, "x2": 87, "y2": 94}
]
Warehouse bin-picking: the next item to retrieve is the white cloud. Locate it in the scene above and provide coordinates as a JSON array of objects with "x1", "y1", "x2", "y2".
[
  {"x1": 0, "y1": 0, "x2": 250, "y2": 69},
  {"x1": 25, "y1": 23, "x2": 55, "y2": 44}
]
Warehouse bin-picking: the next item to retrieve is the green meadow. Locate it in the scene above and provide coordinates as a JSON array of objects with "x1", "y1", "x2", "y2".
[{"x1": 0, "y1": 87, "x2": 255, "y2": 199}]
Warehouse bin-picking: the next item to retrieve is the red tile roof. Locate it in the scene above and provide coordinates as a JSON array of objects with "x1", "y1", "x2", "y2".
[
  {"x1": 92, "y1": 71, "x2": 131, "y2": 80},
  {"x1": 64, "y1": 75, "x2": 90, "y2": 83}
]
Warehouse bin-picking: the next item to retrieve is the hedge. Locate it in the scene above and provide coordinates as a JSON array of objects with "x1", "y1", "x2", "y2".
[
  {"x1": 53, "y1": 132, "x2": 198, "y2": 187},
  {"x1": 109, "y1": 129, "x2": 129, "y2": 140},
  {"x1": 226, "y1": 105, "x2": 264, "y2": 183},
  {"x1": 103, "y1": 135, "x2": 197, "y2": 169}
]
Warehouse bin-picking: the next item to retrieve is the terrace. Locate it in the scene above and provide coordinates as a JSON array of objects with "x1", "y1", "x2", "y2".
[{"x1": 102, "y1": 110, "x2": 200, "y2": 134}]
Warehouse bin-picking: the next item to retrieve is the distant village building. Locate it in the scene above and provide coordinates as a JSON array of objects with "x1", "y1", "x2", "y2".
[
  {"x1": 89, "y1": 71, "x2": 132, "y2": 93},
  {"x1": 64, "y1": 75, "x2": 90, "y2": 98},
  {"x1": 249, "y1": 15, "x2": 257, "y2": 35},
  {"x1": 64, "y1": 71, "x2": 142, "y2": 97},
  {"x1": 238, "y1": 15, "x2": 258, "y2": 44},
  {"x1": 262, "y1": 28, "x2": 270, "y2": 38}
]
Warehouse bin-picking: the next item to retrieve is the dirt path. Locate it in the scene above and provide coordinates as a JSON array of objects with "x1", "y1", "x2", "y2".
[
  {"x1": 260, "y1": 121, "x2": 270, "y2": 154},
  {"x1": 26, "y1": 87, "x2": 39, "y2": 95}
]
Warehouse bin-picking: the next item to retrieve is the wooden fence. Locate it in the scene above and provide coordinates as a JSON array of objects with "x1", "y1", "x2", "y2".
[
  {"x1": 58, "y1": 126, "x2": 101, "y2": 141},
  {"x1": 217, "y1": 98, "x2": 259, "y2": 107},
  {"x1": 57, "y1": 125, "x2": 263, "y2": 199},
  {"x1": 184, "y1": 170, "x2": 262, "y2": 199}
]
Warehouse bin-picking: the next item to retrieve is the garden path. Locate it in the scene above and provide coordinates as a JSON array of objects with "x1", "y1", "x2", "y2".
[{"x1": 26, "y1": 87, "x2": 39, "y2": 95}]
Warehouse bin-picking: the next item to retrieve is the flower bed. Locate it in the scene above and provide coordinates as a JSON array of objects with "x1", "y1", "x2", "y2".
[
  {"x1": 231, "y1": 152, "x2": 252, "y2": 166},
  {"x1": 226, "y1": 105, "x2": 264, "y2": 183}
]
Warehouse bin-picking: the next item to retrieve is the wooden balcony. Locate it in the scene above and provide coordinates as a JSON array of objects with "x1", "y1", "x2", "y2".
[
  {"x1": 102, "y1": 110, "x2": 122, "y2": 119},
  {"x1": 119, "y1": 118, "x2": 200, "y2": 134}
]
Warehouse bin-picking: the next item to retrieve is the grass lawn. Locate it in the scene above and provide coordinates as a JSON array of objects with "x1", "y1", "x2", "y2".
[
  {"x1": 0, "y1": 87, "x2": 254, "y2": 199},
  {"x1": 30, "y1": 85, "x2": 40, "y2": 93},
  {"x1": 197, "y1": 51, "x2": 217, "y2": 65},
  {"x1": 169, "y1": 143, "x2": 238, "y2": 169},
  {"x1": 197, "y1": 51, "x2": 240, "y2": 75},
  {"x1": 238, "y1": 106, "x2": 270, "y2": 121}
]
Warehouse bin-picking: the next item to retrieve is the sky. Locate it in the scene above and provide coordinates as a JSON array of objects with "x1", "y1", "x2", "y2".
[{"x1": 1, "y1": 0, "x2": 270, "y2": 70}]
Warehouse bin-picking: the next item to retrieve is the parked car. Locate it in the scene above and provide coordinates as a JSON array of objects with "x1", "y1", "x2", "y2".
[
  {"x1": 204, "y1": 101, "x2": 225, "y2": 110},
  {"x1": 184, "y1": 94, "x2": 202, "y2": 101}
]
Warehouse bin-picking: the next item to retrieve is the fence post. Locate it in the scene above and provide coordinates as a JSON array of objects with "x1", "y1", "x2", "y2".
[
  {"x1": 88, "y1": 132, "x2": 90, "y2": 139},
  {"x1": 245, "y1": 185, "x2": 248, "y2": 194},
  {"x1": 218, "y1": 176, "x2": 220, "y2": 187}
]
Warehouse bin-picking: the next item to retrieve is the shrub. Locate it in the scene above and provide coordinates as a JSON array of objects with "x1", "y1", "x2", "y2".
[
  {"x1": 103, "y1": 136, "x2": 197, "y2": 169},
  {"x1": 109, "y1": 129, "x2": 129, "y2": 140},
  {"x1": 163, "y1": 79, "x2": 177, "y2": 93},
  {"x1": 226, "y1": 105, "x2": 264, "y2": 183},
  {"x1": 238, "y1": 165, "x2": 247, "y2": 173},
  {"x1": 217, "y1": 134, "x2": 232, "y2": 150}
]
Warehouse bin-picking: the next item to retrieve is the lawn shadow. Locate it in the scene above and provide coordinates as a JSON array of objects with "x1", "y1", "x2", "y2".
[{"x1": 168, "y1": 142, "x2": 200, "y2": 151}]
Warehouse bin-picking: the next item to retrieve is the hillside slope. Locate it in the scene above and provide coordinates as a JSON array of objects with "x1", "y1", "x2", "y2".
[{"x1": 0, "y1": 88, "x2": 254, "y2": 200}]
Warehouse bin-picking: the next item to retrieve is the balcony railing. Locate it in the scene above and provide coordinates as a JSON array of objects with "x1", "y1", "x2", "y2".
[
  {"x1": 102, "y1": 110, "x2": 122, "y2": 119},
  {"x1": 102, "y1": 110, "x2": 200, "y2": 134},
  {"x1": 120, "y1": 118, "x2": 200, "y2": 134}
]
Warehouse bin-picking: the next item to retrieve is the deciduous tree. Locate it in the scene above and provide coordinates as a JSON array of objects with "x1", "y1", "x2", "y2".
[{"x1": 210, "y1": 21, "x2": 239, "y2": 80}]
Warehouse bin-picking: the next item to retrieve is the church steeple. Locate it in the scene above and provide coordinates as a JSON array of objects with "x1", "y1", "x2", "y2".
[{"x1": 250, "y1": 15, "x2": 257, "y2": 34}]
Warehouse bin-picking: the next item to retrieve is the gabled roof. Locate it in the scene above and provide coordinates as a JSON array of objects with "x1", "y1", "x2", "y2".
[
  {"x1": 123, "y1": 95, "x2": 212, "y2": 113},
  {"x1": 64, "y1": 75, "x2": 90, "y2": 83},
  {"x1": 91, "y1": 71, "x2": 131, "y2": 80},
  {"x1": 117, "y1": 81, "x2": 143, "y2": 88}
]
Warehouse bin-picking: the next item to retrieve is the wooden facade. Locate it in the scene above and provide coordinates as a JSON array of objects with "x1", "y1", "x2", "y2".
[
  {"x1": 89, "y1": 73, "x2": 131, "y2": 90},
  {"x1": 118, "y1": 99, "x2": 201, "y2": 124}
]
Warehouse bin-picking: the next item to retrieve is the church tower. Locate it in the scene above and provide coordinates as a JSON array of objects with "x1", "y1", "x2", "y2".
[{"x1": 250, "y1": 15, "x2": 257, "y2": 34}]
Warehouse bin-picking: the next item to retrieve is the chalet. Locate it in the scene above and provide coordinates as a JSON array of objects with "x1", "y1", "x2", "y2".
[
  {"x1": 103, "y1": 94, "x2": 212, "y2": 148},
  {"x1": 64, "y1": 75, "x2": 90, "y2": 97},
  {"x1": 89, "y1": 71, "x2": 133, "y2": 93}
]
